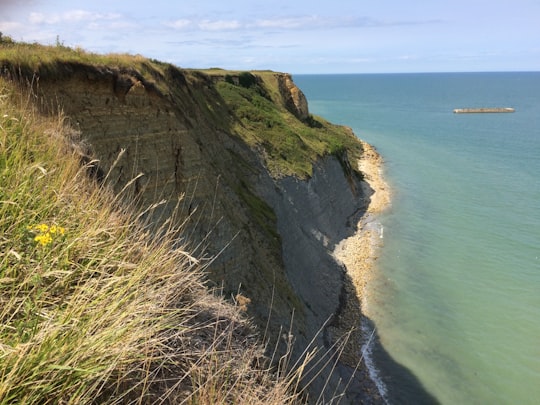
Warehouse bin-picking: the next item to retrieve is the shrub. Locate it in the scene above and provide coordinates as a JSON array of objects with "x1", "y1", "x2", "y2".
[{"x1": 238, "y1": 71, "x2": 258, "y2": 88}]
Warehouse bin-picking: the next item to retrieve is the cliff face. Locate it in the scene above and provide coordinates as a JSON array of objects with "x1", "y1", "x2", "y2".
[
  {"x1": 276, "y1": 73, "x2": 310, "y2": 121},
  {"x1": 29, "y1": 63, "x2": 375, "y2": 403},
  {"x1": 36, "y1": 65, "x2": 294, "y2": 331}
]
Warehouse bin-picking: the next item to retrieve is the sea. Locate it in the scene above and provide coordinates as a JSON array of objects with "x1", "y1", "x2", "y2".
[{"x1": 294, "y1": 72, "x2": 540, "y2": 405}]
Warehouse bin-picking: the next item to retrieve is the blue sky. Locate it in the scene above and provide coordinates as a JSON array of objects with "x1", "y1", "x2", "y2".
[{"x1": 1, "y1": 0, "x2": 539, "y2": 73}]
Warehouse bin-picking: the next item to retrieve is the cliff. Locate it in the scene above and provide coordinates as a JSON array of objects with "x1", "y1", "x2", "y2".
[{"x1": 1, "y1": 47, "x2": 380, "y2": 403}]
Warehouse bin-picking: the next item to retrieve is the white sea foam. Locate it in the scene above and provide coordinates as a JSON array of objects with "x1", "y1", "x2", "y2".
[{"x1": 361, "y1": 323, "x2": 388, "y2": 403}]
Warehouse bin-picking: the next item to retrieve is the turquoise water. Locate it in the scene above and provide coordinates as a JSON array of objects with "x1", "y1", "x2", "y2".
[{"x1": 294, "y1": 73, "x2": 540, "y2": 404}]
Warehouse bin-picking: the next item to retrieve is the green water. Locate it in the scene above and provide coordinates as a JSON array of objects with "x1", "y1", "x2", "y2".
[{"x1": 295, "y1": 72, "x2": 540, "y2": 404}]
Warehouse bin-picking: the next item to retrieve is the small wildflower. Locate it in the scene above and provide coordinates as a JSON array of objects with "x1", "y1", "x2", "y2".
[
  {"x1": 34, "y1": 232, "x2": 53, "y2": 246},
  {"x1": 49, "y1": 225, "x2": 65, "y2": 235},
  {"x1": 27, "y1": 222, "x2": 66, "y2": 247},
  {"x1": 35, "y1": 223, "x2": 49, "y2": 233}
]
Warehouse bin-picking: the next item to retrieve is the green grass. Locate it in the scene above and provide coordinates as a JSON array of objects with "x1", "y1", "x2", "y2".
[
  {"x1": 0, "y1": 78, "x2": 307, "y2": 404},
  {"x1": 215, "y1": 80, "x2": 363, "y2": 178},
  {"x1": 0, "y1": 38, "x2": 186, "y2": 103},
  {"x1": 0, "y1": 39, "x2": 152, "y2": 76}
]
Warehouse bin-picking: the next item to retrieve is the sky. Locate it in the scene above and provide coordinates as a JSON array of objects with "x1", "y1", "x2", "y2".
[{"x1": 1, "y1": 0, "x2": 539, "y2": 74}]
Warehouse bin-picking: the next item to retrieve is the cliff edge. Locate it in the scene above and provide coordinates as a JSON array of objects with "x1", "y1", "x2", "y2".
[{"x1": 1, "y1": 45, "x2": 383, "y2": 403}]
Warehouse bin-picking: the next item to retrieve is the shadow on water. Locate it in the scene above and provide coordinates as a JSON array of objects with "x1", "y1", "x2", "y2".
[
  {"x1": 362, "y1": 314, "x2": 440, "y2": 405},
  {"x1": 325, "y1": 263, "x2": 440, "y2": 404}
]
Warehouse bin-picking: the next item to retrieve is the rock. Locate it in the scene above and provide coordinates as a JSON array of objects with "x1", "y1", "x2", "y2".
[{"x1": 276, "y1": 73, "x2": 310, "y2": 121}]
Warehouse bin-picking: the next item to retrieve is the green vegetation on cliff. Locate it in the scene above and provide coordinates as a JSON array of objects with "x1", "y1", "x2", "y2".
[
  {"x1": 207, "y1": 70, "x2": 363, "y2": 178},
  {"x1": 0, "y1": 39, "x2": 363, "y2": 180}
]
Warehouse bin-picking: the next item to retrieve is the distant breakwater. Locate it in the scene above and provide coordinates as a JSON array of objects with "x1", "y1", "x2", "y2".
[{"x1": 453, "y1": 107, "x2": 515, "y2": 113}]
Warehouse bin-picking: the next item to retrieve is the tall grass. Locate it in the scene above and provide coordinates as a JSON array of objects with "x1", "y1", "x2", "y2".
[
  {"x1": 0, "y1": 79, "x2": 306, "y2": 403},
  {"x1": 0, "y1": 39, "x2": 151, "y2": 75}
]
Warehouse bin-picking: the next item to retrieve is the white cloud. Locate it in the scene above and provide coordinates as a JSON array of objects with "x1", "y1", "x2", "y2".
[
  {"x1": 0, "y1": 21, "x2": 23, "y2": 32},
  {"x1": 252, "y1": 15, "x2": 383, "y2": 30},
  {"x1": 162, "y1": 15, "x2": 365, "y2": 33},
  {"x1": 28, "y1": 10, "x2": 121, "y2": 25},
  {"x1": 160, "y1": 14, "x2": 437, "y2": 36},
  {"x1": 65, "y1": 10, "x2": 120, "y2": 22},
  {"x1": 254, "y1": 16, "x2": 321, "y2": 29},
  {"x1": 87, "y1": 19, "x2": 137, "y2": 31},
  {"x1": 198, "y1": 20, "x2": 241, "y2": 31},
  {"x1": 397, "y1": 55, "x2": 419, "y2": 60},
  {"x1": 165, "y1": 19, "x2": 193, "y2": 30},
  {"x1": 28, "y1": 12, "x2": 56, "y2": 24},
  {"x1": 164, "y1": 18, "x2": 242, "y2": 32}
]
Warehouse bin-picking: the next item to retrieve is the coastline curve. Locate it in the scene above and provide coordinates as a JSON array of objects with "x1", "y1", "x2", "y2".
[
  {"x1": 333, "y1": 140, "x2": 391, "y2": 400},
  {"x1": 334, "y1": 140, "x2": 391, "y2": 315}
]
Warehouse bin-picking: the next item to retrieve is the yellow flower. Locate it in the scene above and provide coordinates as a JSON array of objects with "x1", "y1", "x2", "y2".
[
  {"x1": 35, "y1": 223, "x2": 49, "y2": 233},
  {"x1": 49, "y1": 225, "x2": 65, "y2": 235},
  {"x1": 34, "y1": 232, "x2": 53, "y2": 246},
  {"x1": 28, "y1": 222, "x2": 66, "y2": 247}
]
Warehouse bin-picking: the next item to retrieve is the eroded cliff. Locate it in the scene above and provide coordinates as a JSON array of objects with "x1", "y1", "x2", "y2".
[{"x1": 5, "y1": 58, "x2": 379, "y2": 403}]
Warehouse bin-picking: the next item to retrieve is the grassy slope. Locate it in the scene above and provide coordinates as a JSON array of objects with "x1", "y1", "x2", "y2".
[
  {"x1": 0, "y1": 68, "x2": 303, "y2": 404},
  {"x1": 205, "y1": 70, "x2": 364, "y2": 179}
]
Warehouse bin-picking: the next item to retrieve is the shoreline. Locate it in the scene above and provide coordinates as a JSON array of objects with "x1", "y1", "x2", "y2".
[
  {"x1": 333, "y1": 139, "x2": 391, "y2": 400},
  {"x1": 350, "y1": 140, "x2": 391, "y2": 308},
  {"x1": 334, "y1": 139, "x2": 390, "y2": 313}
]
